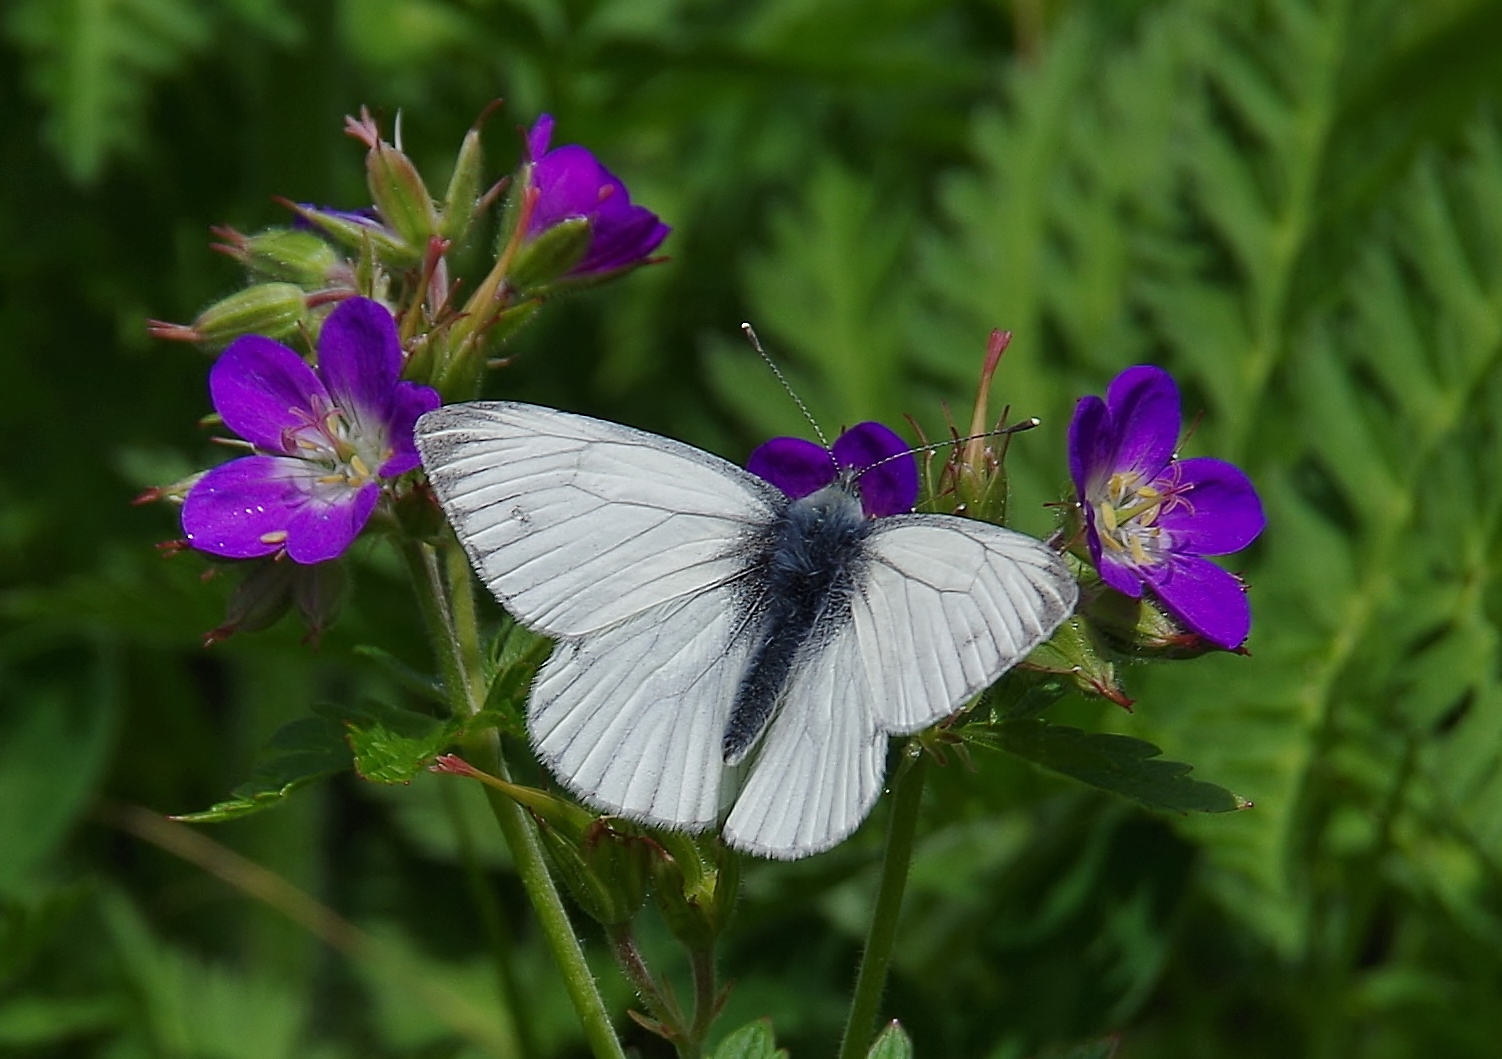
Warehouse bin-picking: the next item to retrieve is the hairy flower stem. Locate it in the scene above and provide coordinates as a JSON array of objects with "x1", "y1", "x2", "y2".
[
  {"x1": 606, "y1": 924, "x2": 694, "y2": 1054},
  {"x1": 837, "y1": 747, "x2": 928, "y2": 1059},
  {"x1": 402, "y1": 539, "x2": 627, "y2": 1059},
  {"x1": 687, "y1": 947, "x2": 718, "y2": 1053}
]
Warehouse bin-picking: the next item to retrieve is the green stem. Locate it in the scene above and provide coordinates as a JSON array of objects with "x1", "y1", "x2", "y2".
[
  {"x1": 606, "y1": 923, "x2": 688, "y2": 1048},
  {"x1": 402, "y1": 539, "x2": 627, "y2": 1059},
  {"x1": 686, "y1": 946, "x2": 718, "y2": 1056},
  {"x1": 837, "y1": 747, "x2": 928, "y2": 1059}
]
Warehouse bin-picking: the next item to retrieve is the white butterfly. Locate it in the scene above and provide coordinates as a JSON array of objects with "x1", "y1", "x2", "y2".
[{"x1": 416, "y1": 402, "x2": 1077, "y2": 859}]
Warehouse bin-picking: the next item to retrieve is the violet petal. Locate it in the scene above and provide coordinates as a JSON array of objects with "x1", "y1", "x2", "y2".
[
  {"x1": 833, "y1": 422, "x2": 917, "y2": 517},
  {"x1": 379, "y1": 381, "x2": 442, "y2": 476},
  {"x1": 1104, "y1": 365, "x2": 1179, "y2": 481},
  {"x1": 1143, "y1": 554, "x2": 1251, "y2": 649},
  {"x1": 1068, "y1": 394, "x2": 1111, "y2": 499},
  {"x1": 182, "y1": 456, "x2": 322, "y2": 559},
  {"x1": 282, "y1": 480, "x2": 380, "y2": 564},
  {"x1": 1095, "y1": 545, "x2": 1145, "y2": 599},
  {"x1": 578, "y1": 207, "x2": 669, "y2": 274},
  {"x1": 1153, "y1": 457, "x2": 1266, "y2": 556},
  {"x1": 317, "y1": 298, "x2": 402, "y2": 424},
  {"x1": 528, "y1": 145, "x2": 609, "y2": 234},
  {"x1": 527, "y1": 114, "x2": 555, "y2": 162},
  {"x1": 211, "y1": 336, "x2": 329, "y2": 455},
  {"x1": 747, "y1": 437, "x2": 837, "y2": 500}
]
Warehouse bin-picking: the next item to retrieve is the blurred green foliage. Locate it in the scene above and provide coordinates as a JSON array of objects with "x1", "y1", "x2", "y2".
[{"x1": 4, "y1": 0, "x2": 1502, "y2": 1056}]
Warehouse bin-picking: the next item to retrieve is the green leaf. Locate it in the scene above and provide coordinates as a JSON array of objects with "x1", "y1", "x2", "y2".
[
  {"x1": 970, "y1": 718, "x2": 1250, "y2": 814},
  {"x1": 351, "y1": 644, "x2": 446, "y2": 706},
  {"x1": 5, "y1": 0, "x2": 212, "y2": 183},
  {"x1": 475, "y1": 629, "x2": 552, "y2": 736},
  {"x1": 866, "y1": 1021, "x2": 913, "y2": 1059},
  {"x1": 711, "y1": 1019, "x2": 787, "y2": 1059},
  {"x1": 0, "y1": 995, "x2": 120, "y2": 1046},
  {"x1": 172, "y1": 715, "x2": 349, "y2": 824},
  {"x1": 326, "y1": 699, "x2": 452, "y2": 785},
  {"x1": 0, "y1": 648, "x2": 121, "y2": 894},
  {"x1": 344, "y1": 718, "x2": 451, "y2": 785}
]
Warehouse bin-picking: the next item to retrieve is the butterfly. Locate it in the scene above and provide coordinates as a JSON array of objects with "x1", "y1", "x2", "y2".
[{"x1": 415, "y1": 403, "x2": 1078, "y2": 859}]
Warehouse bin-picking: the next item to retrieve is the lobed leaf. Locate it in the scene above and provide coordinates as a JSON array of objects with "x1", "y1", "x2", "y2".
[{"x1": 970, "y1": 718, "x2": 1250, "y2": 815}]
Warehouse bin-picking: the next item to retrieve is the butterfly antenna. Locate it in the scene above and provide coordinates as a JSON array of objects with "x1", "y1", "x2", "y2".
[
  {"x1": 851, "y1": 419, "x2": 1042, "y2": 482},
  {"x1": 741, "y1": 322, "x2": 828, "y2": 448}
]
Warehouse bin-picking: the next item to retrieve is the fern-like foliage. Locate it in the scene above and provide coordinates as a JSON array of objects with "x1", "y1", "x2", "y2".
[{"x1": 5, "y1": 0, "x2": 216, "y2": 182}]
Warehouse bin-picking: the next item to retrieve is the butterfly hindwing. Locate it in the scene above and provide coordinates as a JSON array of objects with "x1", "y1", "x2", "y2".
[
  {"x1": 416, "y1": 402, "x2": 783, "y2": 637},
  {"x1": 531, "y1": 587, "x2": 753, "y2": 829},
  {"x1": 722, "y1": 617, "x2": 886, "y2": 858}
]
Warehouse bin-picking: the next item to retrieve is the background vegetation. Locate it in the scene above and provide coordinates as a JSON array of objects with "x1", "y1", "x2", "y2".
[{"x1": 5, "y1": 0, "x2": 1502, "y2": 1055}]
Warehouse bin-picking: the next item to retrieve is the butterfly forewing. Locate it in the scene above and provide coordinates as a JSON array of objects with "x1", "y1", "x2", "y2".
[
  {"x1": 416, "y1": 403, "x2": 782, "y2": 636},
  {"x1": 855, "y1": 517, "x2": 1078, "y2": 733}
]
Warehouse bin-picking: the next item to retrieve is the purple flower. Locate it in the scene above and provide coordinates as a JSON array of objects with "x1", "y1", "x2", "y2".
[
  {"x1": 747, "y1": 422, "x2": 918, "y2": 518},
  {"x1": 1069, "y1": 366, "x2": 1265, "y2": 649},
  {"x1": 181, "y1": 297, "x2": 440, "y2": 564},
  {"x1": 523, "y1": 114, "x2": 669, "y2": 277}
]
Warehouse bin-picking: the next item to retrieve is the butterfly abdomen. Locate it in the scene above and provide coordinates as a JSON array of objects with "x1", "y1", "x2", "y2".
[{"x1": 724, "y1": 484, "x2": 872, "y2": 764}]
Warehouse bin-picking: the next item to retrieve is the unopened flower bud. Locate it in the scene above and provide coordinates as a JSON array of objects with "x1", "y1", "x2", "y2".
[
  {"x1": 367, "y1": 141, "x2": 439, "y2": 254},
  {"x1": 149, "y1": 283, "x2": 307, "y2": 349},
  {"x1": 429, "y1": 754, "x2": 648, "y2": 925},
  {"x1": 1083, "y1": 582, "x2": 1234, "y2": 660},
  {"x1": 215, "y1": 227, "x2": 343, "y2": 288},
  {"x1": 284, "y1": 200, "x2": 413, "y2": 267},
  {"x1": 650, "y1": 834, "x2": 739, "y2": 952},
  {"x1": 293, "y1": 561, "x2": 348, "y2": 645},
  {"x1": 203, "y1": 559, "x2": 296, "y2": 646},
  {"x1": 439, "y1": 124, "x2": 487, "y2": 245},
  {"x1": 535, "y1": 817, "x2": 652, "y2": 927}
]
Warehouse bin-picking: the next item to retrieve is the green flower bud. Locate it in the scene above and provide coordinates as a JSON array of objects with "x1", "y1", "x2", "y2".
[
  {"x1": 203, "y1": 559, "x2": 296, "y2": 645},
  {"x1": 439, "y1": 125, "x2": 486, "y2": 245},
  {"x1": 215, "y1": 227, "x2": 343, "y2": 288},
  {"x1": 428, "y1": 754, "x2": 651, "y2": 925},
  {"x1": 149, "y1": 283, "x2": 306, "y2": 349},
  {"x1": 292, "y1": 561, "x2": 348, "y2": 645},
  {"x1": 367, "y1": 139, "x2": 439, "y2": 253},
  {"x1": 1084, "y1": 583, "x2": 1227, "y2": 660},
  {"x1": 536, "y1": 818, "x2": 652, "y2": 927}
]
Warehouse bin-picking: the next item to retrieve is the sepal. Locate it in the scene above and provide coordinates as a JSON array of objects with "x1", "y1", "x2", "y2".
[
  {"x1": 651, "y1": 834, "x2": 739, "y2": 952},
  {"x1": 506, "y1": 216, "x2": 592, "y2": 294},
  {"x1": 1020, "y1": 616, "x2": 1133, "y2": 709}
]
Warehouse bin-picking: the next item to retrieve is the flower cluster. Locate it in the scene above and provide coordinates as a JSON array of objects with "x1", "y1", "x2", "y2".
[{"x1": 1069, "y1": 366, "x2": 1264, "y2": 650}]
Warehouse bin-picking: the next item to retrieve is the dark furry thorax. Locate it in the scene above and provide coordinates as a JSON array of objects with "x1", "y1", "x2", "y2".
[{"x1": 723, "y1": 481, "x2": 873, "y2": 762}]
